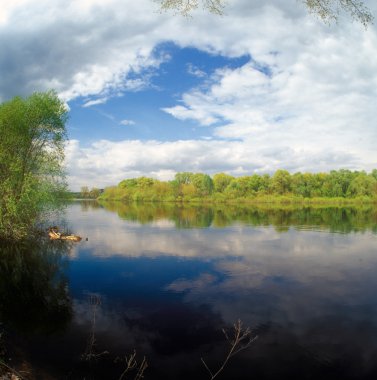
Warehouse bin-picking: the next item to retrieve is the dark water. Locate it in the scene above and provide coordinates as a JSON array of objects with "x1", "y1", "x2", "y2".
[{"x1": 1, "y1": 202, "x2": 377, "y2": 379}]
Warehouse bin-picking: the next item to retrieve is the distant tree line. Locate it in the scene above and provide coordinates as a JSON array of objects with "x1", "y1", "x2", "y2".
[
  {"x1": 79, "y1": 186, "x2": 103, "y2": 199},
  {"x1": 99, "y1": 169, "x2": 377, "y2": 203}
]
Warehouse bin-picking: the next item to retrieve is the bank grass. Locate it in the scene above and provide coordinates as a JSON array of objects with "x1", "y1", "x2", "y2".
[
  {"x1": 230, "y1": 194, "x2": 376, "y2": 206},
  {"x1": 98, "y1": 189, "x2": 377, "y2": 207}
]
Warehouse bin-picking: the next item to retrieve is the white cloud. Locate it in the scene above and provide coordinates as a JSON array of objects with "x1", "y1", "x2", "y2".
[
  {"x1": 82, "y1": 97, "x2": 108, "y2": 107},
  {"x1": 186, "y1": 63, "x2": 206, "y2": 78},
  {"x1": 161, "y1": 20, "x2": 377, "y2": 171},
  {"x1": 0, "y1": 0, "x2": 168, "y2": 102},
  {"x1": 65, "y1": 138, "x2": 365, "y2": 190},
  {"x1": 120, "y1": 119, "x2": 136, "y2": 126},
  {"x1": 2, "y1": 0, "x2": 377, "y2": 182},
  {"x1": 0, "y1": 0, "x2": 348, "y2": 101}
]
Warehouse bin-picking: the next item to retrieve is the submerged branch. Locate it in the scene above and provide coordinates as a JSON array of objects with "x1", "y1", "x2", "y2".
[{"x1": 201, "y1": 319, "x2": 257, "y2": 379}]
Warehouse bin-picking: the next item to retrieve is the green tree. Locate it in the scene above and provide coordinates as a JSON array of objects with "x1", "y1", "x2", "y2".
[
  {"x1": 213, "y1": 172, "x2": 234, "y2": 193},
  {"x1": 0, "y1": 91, "x2": 68, "y2": 240},
  {"x1": 119, "y1": 178, "x2": 138, "y2": 189},
  {"x1": 181, "y1": 183, "x2": 198, "y2": 198},
  {"x1": 136, "y1": 176, "x2": 156, "y2": 189},
  {"x1": 156, "y1": 0, "x2": 373, "y2": 26},
  {"x1": 347, "y1": 173, "x2": 377, "y2": 197},
  {"x1": 152, "y1": 181, "x2": 172, "y2": 199},
  {"x1": 225, "y1": 176, "x2": 253, "y2": 197},
  {"x1": 371, "y1": 169, "x2": 377, "y2": 181},
  {"x1": 248, "y1": 174, "x2": 270, "y2": 194},
  {"x1": 320, "y1": 170, "x2": 355, "y2": 197},
  {"x1": 191, "y1": 173, "x2": 214, "y2": 195},
  {"x1": 270, "y1": 170, "x2": 292, "y2": 195},
  {"x1": 175, "y1": 172, "x2": 194, "y2": 185},
  {"x1": 89, "y1": 187, "x2": 101, "y2": 199},
  {"x1": 291, "y1": 172, "x2": 326, "y2": 197}
]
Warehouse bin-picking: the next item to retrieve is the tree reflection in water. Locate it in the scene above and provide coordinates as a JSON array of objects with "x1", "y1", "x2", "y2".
[
  {"x1": 99, "y1": 201, "x2": 377, "y2": 233},
  {"x1": 0, "y1": 238, "x2": 72, "y2": 335}
]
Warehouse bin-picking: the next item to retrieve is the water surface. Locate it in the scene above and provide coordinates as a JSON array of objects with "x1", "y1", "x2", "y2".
[{"x1": 1, "y1": 202, "x2": 377, "y2": 379}]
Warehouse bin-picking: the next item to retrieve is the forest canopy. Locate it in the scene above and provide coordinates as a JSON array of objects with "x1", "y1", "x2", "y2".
[{"x1": 99, "y1": 169, "x2": 377, "y2": 203}]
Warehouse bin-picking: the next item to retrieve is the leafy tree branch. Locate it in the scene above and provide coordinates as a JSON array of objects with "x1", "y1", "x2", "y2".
[{"x1": 155, "y1": 0, "x2": 373, "y2": 26}]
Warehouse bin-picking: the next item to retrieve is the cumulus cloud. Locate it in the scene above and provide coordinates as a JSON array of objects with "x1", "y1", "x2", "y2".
[
  {"x1": 65, "y1": 138, "x2": 362, "y2": 190},
  {"x1": 2, "y1": 0, "x2": 377, "y2": 186},
  {"x1": 0, "y1": 0, "x2": 168, "y2": 102},
  {"x1": 2, "y1": 0, "x2": 374, "y2": 102},
  {"x1": 162, "y1": 26, "x2": 377, "y2": 169}
]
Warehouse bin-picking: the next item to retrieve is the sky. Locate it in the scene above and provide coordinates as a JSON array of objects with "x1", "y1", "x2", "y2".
[{"x1": 1, "y1": 0, "x2": 377, "y2": 190}]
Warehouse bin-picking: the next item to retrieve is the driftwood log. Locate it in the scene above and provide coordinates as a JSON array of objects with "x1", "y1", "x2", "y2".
[{"x1": 48, "y1": 227, "x2": 82, "y2": 242}]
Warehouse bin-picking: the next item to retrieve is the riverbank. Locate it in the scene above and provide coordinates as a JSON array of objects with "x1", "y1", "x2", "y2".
[{"x1": 98, "y1": 194, "x2": 377, "y2": 206}]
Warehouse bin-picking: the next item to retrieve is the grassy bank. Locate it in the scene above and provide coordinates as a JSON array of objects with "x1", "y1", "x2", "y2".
[{"x1": 98, "y1": 191, "x2": 377, "y2": 206}]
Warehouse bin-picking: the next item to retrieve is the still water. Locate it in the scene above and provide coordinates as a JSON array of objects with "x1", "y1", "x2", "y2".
[{"x1": 1, "y1": 202, "x2": 377, "y2": 379}]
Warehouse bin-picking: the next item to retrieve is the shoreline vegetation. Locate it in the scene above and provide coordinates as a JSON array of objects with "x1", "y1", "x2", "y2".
[
  {"x1": 0, "y1": 92, "x2": 68, "y2": 241},
  {"x1": 93, "y1": 169, "x2": 377, "y2": 206},
  {"x1": 96, "y1": 195, "x2": 377, "y2": 206}
]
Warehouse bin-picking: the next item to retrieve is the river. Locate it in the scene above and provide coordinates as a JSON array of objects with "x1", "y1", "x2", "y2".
[{"x1": 1, "y1": 201, "x2": 377, "y2": 379}]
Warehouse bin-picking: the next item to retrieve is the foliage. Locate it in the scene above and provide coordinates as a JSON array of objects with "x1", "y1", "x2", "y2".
[
  {"x1": 157, "y1": 0, "x2": 225, "y2": 16},
  {"x1": 270, "y1": 170, "x2": 292, "y2": 195},
  {"x1": 304, "y1": 0, "x2": 373, "y2": 26},
  {"x1": 156, "y1": 0, "x2": 373, "y2": 26},
  {"x1": 99, "y1": 169, "x2": 377, "y2": 204},
  {"x1": 191, "y1": 173, "x2": 214, "y2": 196},
  {"x1": 213, "y1": 173, "x2": 234, "y2": 193},
  {"x1": 0, "y1": 91, "x2": 68, "y2": 240},
  {"x1": 80, "y1": 186, "x2": 102, "y2": 199}
]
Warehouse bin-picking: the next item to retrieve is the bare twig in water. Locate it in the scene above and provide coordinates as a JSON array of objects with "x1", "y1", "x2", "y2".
[
  {"x1": 0, "y1": 359, "x2": 26, "y2": 380},
  {"x1": 116, "y1": 350, "x2": 148, "y2": 380},
  {"x1": 0, "y1": 330, "x2": 27, "y2": 380},
  {"x1": 134, "y1": 356, "x2": 148, "y2": 380},
  {"x1": 201, "y1": 319, "x2": 257, "y2": 379},
  {"x1": 81, "y1": 295, "x2": 109, "y2": 361},
  {"x1": 80, "y1": 294, "x2": 148, "y2": 378}
]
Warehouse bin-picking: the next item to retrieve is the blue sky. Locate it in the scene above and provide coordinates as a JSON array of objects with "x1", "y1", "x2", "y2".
[
  {"x1": 1, "y1": 0, "x2": 376, "y2": 190},
  {"x1": 68, "y1": 43, "x2": 250, "y2": 143}
]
